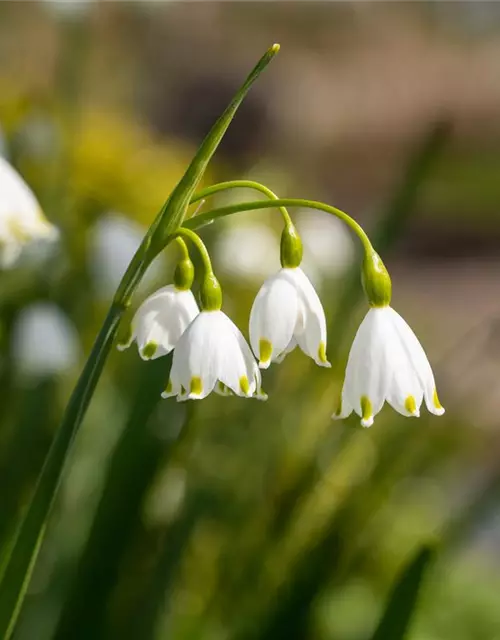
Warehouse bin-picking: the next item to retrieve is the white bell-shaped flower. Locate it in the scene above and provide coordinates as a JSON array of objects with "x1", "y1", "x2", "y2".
[
  {"x1": 118, "y1": 285, "x2": 199, "y2": 360},
  {"x1": 334, "y1": 306, "x2": 445, "y2": 427},
  {"x1": 0, "y1": 156, "x2": 58, "y2": 268},
  {"x1": 162, "y1": 310, "x2": 265, "y2": 401},
  {"x1": 249, "y1": 267, "x2": 330, "y2": 369}
]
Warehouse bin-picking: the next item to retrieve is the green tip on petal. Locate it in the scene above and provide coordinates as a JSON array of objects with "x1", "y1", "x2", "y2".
[
  {"x1": 259, "y1": 338, "x2": 273, "y2": 368},
  {"x1": 141, "y1": 341, "x2": 158, "y2": 360},
  {"x1": 317, "y1": 342, "x2": 331, "y2": 368},
  {"x1": 332, "y1": 396, "x2": 343, "y2": 420},
  {"x1": 239, "y1": 375, "x2": 251, "y2": 396},
  {"x1": 256, "y1": 388, "x2": 268, "y2": 401},
  {"x1": 360, "y1": 395, "x2": 374, "y2": 428},
  {"x1": 190, "y1": 376, "x2": 203, "y2": 396},
  {"x1": 161, "y1": 379, "x2": 173, "y2": 398},
  {"x1": 405, "y1": 394, "x2": 420, "y2": 417},
  {"x1": 433, "y1": 389, "x2": 445, "y2": 415},
  {"x1": 117, "y1": 327, "x2": 133, "y2": 351},
  {"x1": 217, "y1": 382, "x2": 231, "y2": 396}
]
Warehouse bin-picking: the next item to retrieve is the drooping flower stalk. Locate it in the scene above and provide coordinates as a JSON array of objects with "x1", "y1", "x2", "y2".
[{"x1": 182, "y1": 193, "x2": 444, "y2": 424}]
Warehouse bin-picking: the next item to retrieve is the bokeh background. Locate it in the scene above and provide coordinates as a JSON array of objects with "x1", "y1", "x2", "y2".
[{"x1": 1, "y1": 2, "x2": 500, "y2": 639}]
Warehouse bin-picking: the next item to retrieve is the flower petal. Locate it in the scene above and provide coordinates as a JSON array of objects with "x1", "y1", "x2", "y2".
[
  {"x1": 129, "y1": 286, "x2": 199, "y2": 359},
  {"x1": 217, "y1": 314, "x2": 258, "y2": 398},
  {"x1": 343, "y1": 308, "x2": 392, "y2": 426},
  {"x1": 249, "y1": 269, "x2": 299, "y2": 368},
  {"x1": 275, "y1": 338, "x2": 297, "y2": 364},
  {"x1": 286, "y1": 268, "x2": 331, "y2": 368},
  {"x1": 388, "y1": 308, "x2": 444, "y2": 416},
  {"x1": 169, "y1": 311, "x2": 220, "y2": 399}
]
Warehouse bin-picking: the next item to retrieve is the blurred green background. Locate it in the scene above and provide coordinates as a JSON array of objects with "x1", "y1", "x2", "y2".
[{"x1": 1, "y1": 2, "x2": 500, "y2": 639}]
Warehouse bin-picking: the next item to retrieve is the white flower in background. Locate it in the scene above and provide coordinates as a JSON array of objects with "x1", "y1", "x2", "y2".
[
  {"x1": 0, "y1": 156, "x2": 59, "y2": 269},
  {"x1": 296, "y1": 210, "x2": 355, "y2": 286},
  {"x1": 12, "y1": 302, "x2": 80, "y2": 377},
  {"x1": 162, "y1": 310, "x2": 266, "y2": 401},
  {"x1": 334, "y1": 306, "x2": 445, "y2": 427},
  {"x1": 117, "y1": 285, "x2": 199, "y2": 360},
  {"x1": 89, "y1": 214, "x2": 165, "y2": 300},
  {"x1": 249, "y1": 267, "x2": 330, "y2": 369},
  {"x1": 215, "y1": 221, "x2": 279, "y2": 281}
]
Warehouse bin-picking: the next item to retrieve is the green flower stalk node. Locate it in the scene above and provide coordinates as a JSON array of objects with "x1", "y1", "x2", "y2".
[
  {"x1": 280, "y1": 223, "x2": 303, "y2": 268},
  {"x1": 200, "y1": 273, "x2": 223, "y2": 311},
  {"x1": 361, "y1": 250, "x2": 392, "y2": 307},
  {"x1": 174, "y1": 258, "x2": 195, "y2": 291}
]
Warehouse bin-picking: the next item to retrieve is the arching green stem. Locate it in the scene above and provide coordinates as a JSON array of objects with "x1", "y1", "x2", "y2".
[
  {"x1": 191, "y1": 180, "x2": 293, "y2": 226},
  {"x1": 175, "y1": 237, "x2": 190, "y2": 261},
  {"x1": 171, "y1": 228, "x2": 221, "y2": 311},
  {"x1": 184, "y1": 197, "x2": 374, "y2": 255},
  {"x1": 172, "y1": 228, "x2": 214, "y2": 277}
]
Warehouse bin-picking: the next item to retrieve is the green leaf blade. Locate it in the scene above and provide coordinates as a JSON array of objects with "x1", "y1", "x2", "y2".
[{"x1": 370, "y1": 543, "x2": 436, "y2": 640}]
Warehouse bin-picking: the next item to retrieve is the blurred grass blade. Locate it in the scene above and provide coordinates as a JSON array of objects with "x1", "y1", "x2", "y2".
[
  {"x1": 53, "y1": 356, "x2": 187, "y2": 640},
  {"x1": 0, "y1": 304, "x2": 122, "y2": 640},
  {"x1": 235, "y1": 516, "x2": 342, "y2": 640},
  {"x1": 370, "y1": 544, "x2": 436, "y2": 640}
]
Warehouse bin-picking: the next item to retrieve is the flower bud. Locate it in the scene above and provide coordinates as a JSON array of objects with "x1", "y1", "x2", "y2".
[
  {"x1": 280, "y1": 223, "x2": 303, "y2": 269},
  {"x1": 361, "y1": 250, "x2": 392, "y2": 307}
]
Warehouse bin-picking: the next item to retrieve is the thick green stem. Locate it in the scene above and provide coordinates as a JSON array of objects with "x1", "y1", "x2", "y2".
[
  {"x1": 175, "y1": 237, "x2": 190, "y2": 261},
  {"x1": 184, "y1": 197, "x2": 374, "y2": 255},
  {"x1": 191, "y1": 180, "x2": 293, "y2": 226}
]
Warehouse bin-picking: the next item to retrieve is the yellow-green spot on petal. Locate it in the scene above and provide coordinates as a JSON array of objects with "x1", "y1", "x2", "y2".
[
  {"x1": 433, "y1": 389, "x2": 444, "y2": 411},
  {"x1": 360, "y1": 395, "x2": 373, "y2": 426},
  {"x1": 165, "y1": 379, "x2": 173, "y2": 394},
  {"x1": 405, "y1": 395, "x2": 417, "y2": 415},
  {"x1": 318, "y1": 341, "x2": 328, "y2": 364},
  {"x1": 190, "y1": 376, "x2": 203, "y2": 395},
  {"x1": 117, "y1": 327, "x2": 133, "y2": 351},
  {"x1": 259, "y1": 338, "x2": 272, "y2": 364},
  {"x1": 142, "y1": 341, "x2": 158, "y2": 359},
  {"x1": 239, "y1": 376, "x2": 250, "y2": 395}
]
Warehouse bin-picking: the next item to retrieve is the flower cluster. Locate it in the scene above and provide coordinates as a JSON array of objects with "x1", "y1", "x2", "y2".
[
  {"x1": 0, "y1": 156, "x2": 59, "y2": 268},
  {"x1": 119, "y1": 217, "x2": 444, "y2": 428}
]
